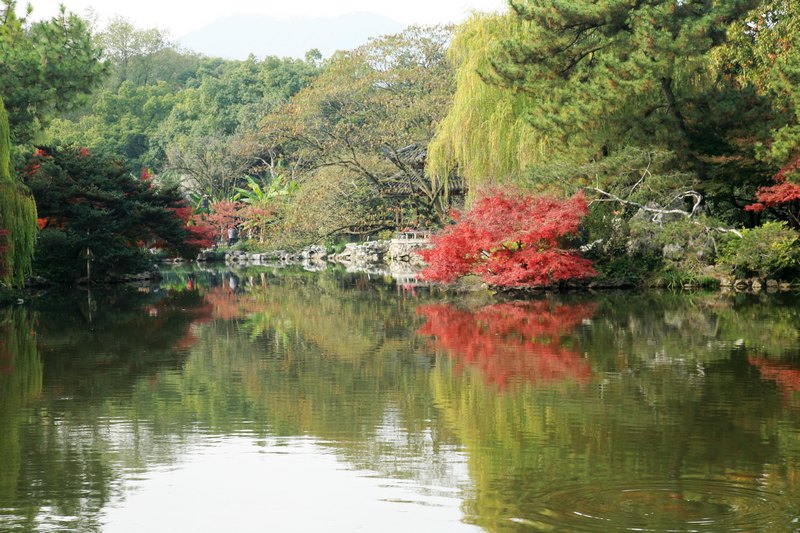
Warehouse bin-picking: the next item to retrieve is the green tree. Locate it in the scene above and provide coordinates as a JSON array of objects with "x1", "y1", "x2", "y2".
[
  {"x1": 431, "y1": 2, "x2": 776, "y2": 221},
  {"x1": 491, "y1": 1, "x2": 758, "y2": 172},
  {"x1": 96, "y1": 16, "x2": 170, "y2": 87},
  {"x1": 0, "y1": 0, "x2": 105, "y2": 143},
  {"x1": 156, "y1": 54, "x2": 320, "y2": 198},
  {"x1": 261, "y1": 25, "x2": 457, "y2": 236},
  {"x1": 24, "y1": 147, "x2": 189, "y2": 283},
  {"x1": 47, "y1": 80, "x2": 179, "y2": 171},
  {"x1": 0, "y1": 95, "x2": 37, "y2": 288},
  {"x1": 723, "y1": 0, "x2": 800, "y2": 165},
  {"x1": 427, "y1": 14, "x2": 548, "y2": 196}
]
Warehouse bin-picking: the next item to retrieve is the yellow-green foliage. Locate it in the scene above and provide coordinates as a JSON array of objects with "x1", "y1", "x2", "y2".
[
  {"x1": 0, "y1": 96, "x2": 37, "y2": 288},
  {"x1": 426, "y1": 14, "x2": 551, "y2": 199},
  {"x1": 0, "y1": 307, "x2": 42, "y2": 503},
  {"x1": 0, "y1": 95, "x2": 9, "y2": 181}
]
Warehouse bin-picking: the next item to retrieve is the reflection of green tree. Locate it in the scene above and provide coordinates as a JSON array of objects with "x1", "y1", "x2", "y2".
[
  {"x1": 32, "y1": 287, "x2": 207, "y2": 398},
  {"x1": 578, "y1": 292, "x2": 800, "y2": 372},
  {"x1": 123, "y1": 271, "x2": 459, "y2": 479},
  {"x1": 714, "y1": 294, "x2": 800, "y2": 358},
  {"x1": 4, "y1": 279, "x2": 800, "y2": 531},
  {"x1": 0, "y1": 288, "x2": 209, "y2": 531},
  {"x1": 427, "y1": 294, "x2": 800, "y2": 531},
  {"x1": 0, "y1": 308, "x2": 41, "y2": 510}
]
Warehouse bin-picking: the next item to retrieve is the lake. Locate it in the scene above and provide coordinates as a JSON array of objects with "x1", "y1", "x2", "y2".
[{"x1": 1, "y1": 266, "x2": 799, "y2": 532}]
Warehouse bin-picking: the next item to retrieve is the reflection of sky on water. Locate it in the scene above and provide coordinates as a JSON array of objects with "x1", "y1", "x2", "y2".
[{"x1": 102, "y1": 436, "x2": 479, "y2": 533}]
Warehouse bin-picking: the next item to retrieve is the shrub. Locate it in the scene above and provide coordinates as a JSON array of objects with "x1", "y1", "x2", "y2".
[
  {"x1": 718, "y1": 221, "x2": 800, "y2": 278},
  {"x1": 419, "y1": 191, "x2": 596, "y2": 287},
  {"x1": 581, "y1": 206, "x2": 663, "y2": 282}
]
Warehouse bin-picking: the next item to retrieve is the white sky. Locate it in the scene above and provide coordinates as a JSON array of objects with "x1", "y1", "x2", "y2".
[{"x1": 24, "y1": 0, "x2": 508, "y2": 37}]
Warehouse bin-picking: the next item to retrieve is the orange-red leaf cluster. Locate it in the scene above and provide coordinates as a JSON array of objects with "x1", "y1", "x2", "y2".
[
  {"x1": 171, "y1": 205, "x2": 216, "y2": 250},
  {"x1": 419, "y1": 191, "x2": 596, "y2": 286},
  {"x1": 746, "y1": 157, "x2": 800, "y2": 214}
]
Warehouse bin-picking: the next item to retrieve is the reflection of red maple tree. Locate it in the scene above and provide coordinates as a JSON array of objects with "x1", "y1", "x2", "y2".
[
  {"x1": 417, "y1": 301, "x2": 594, "y2": 388},
  {"x1": 750, "y1": 357, "x2": 800, "y2": 398},
  {"x1": 202, "y1": 284, "x2": 265, "y2": 321}
]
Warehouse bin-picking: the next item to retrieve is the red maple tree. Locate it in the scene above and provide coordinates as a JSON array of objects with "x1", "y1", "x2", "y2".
[
  {"x1": 417, "y1": 300, "x2": 594, "y2": 388},
  {"x1": 419, "y1": 191, "x2": 596, "y2": 287},
  {"x1": 172, "y1": 206, "x2": 216, "y2": 251},
  {"x1": 207, "y1": 200, "x2": 244, "y2": 242},
  {"x1": 745, "y1": 157, "x2": 800, "y2": 227}
]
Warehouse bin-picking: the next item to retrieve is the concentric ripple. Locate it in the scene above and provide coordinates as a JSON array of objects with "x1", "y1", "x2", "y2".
[{"x1": 509, "y1": 479, "x2": 794, "y2": 532}]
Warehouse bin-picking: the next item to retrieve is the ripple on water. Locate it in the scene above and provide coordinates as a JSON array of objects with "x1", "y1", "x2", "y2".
[{"x1": 511, "y1": 479, "x2": 793, "y2": 532}]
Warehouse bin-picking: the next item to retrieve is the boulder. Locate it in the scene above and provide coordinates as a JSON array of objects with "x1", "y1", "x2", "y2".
[{"x1": 662, "y1": 243, "x2": 685, "y2": 261}]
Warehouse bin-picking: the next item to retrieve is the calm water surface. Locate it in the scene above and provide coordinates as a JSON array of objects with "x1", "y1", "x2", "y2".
[{"x1": 1, "y1": 266, "x2": 799, "y2": 532}]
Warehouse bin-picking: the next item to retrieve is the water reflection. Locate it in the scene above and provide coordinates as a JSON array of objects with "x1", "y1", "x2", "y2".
[
  {"x1": 0, "y1": 271, "x2": 799, "y2": 531},
  {"x1": 424, "y1": 293, "x2": 800, "y2": 531},
  {"x1": 418, "y1": 301, "x2": 594, "y2": 388}
]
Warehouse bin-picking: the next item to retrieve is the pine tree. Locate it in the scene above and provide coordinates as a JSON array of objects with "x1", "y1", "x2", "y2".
[
  {"x1": 488, "y1": 0, "x2": 760, "y2": 181},
  {"x1": 0, "y1": 95, "x2": 37, "y2": 288},
  {"x1": 25, "y1": 147, "x2": 190, "y2": 283}
]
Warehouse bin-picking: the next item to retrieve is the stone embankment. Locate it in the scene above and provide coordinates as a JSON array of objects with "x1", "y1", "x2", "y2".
[{"x1": 195, "y1": 232, "x2": 432, "y2": 283}]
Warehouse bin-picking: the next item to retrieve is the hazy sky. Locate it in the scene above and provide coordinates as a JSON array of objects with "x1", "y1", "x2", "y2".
[{"x1": 25, "y1": 0, "x2": 508, "y2": 37}]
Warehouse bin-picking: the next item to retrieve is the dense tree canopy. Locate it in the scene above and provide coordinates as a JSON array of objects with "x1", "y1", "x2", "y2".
[
  {"x1": 428, "y1": 1, "x2": 794, "y2": 223},
  {"x1": 724, "y1": 0, "x2": 800, "y2": 165},
  {"x1": 4, "y1": 0, "x2": 799, "y2": 284},
  {"x1": 24, "y1": 148, "x2": 190, "y2": 282},
  {"x1": 490, "y1": 0, "x2": 759, "y2": 166},
  {"x1": 261, "y1": 25, "x2": 458, "y2": 236},
  {"x1": 0, "y1": 0, "x2": 105, "y2": 144}
]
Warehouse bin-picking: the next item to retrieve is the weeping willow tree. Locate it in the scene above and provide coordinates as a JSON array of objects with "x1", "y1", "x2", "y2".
[
  {"x1": 0, "y1": 95, "x2": 37, "y2": 288},
  {"x1": 426, "y1": 14, "x2": 552, "y2": 200}
]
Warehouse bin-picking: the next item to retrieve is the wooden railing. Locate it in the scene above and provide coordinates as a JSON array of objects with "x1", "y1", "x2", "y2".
[{"x1": 392, "y1": 231, "x2": 433, "y2": 241}]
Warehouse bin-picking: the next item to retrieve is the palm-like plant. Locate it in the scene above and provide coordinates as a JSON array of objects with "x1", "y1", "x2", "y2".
[{"x1": 234, "y1": 175, "x2": 298, "y2": 243}]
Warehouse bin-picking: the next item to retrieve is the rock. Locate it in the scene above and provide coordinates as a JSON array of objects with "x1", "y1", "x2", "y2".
[
  {"x1": 733, "y1": 279, "x2": 750, "y2": 291},
  {"x1": 751, "y1": 279, "x2": 763, "y2": 291},
  {"x1": 766, "y1": 279, "x2": 778, "y2": 288},
  {"x1": 662, "y1": 243, "x2": 685, "y2": 261},
  {"x1": 196, "y1": 249, "x2": 217, "y2": 262}
]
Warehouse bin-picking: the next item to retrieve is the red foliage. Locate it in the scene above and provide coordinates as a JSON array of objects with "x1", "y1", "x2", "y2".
[
  {"x1": 171, "y1": 205, "x2": 216, "y2": 250},
  {"x1": 419, "y1": 191, "x2": 596, "y2": 287},
  {"x1": 746, "y1": 157, "x2": 800, "y2": 223},
  {"x1": 417, "y1": 300, "x2": 594, "y2": 389},
  {"x1": 207, "y1": 200, "x2": 244, "y2": 240}
]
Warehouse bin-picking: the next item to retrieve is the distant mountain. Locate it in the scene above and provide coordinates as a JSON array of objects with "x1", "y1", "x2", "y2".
[{"x1": 178, "y1": 13, "x2": 406, "y2": 60}]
